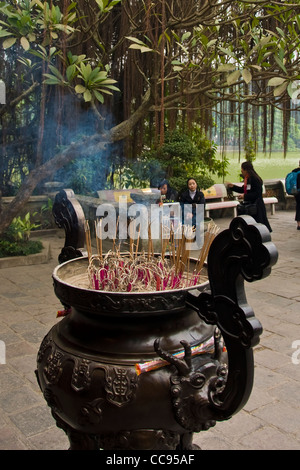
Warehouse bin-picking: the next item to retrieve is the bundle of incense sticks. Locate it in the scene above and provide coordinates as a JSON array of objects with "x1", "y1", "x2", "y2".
[
  {"x1": 194, "y1": 223, "x2": 220, "y2": 275},
  {"x1": 135, "y1": 336, "x2": 215, "y2": 375},
  {"x1": 84, "y1": 219, "x2": 219, "y2": 293}
]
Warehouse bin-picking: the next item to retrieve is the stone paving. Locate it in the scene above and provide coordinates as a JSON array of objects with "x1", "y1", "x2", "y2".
[{"x1": 0, "y1": 209, "x2": 299, "y2": 450}]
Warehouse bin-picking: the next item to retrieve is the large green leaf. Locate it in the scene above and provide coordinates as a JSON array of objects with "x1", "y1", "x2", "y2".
[
  {"x1": 273, "y1": 81, "x2": 288, "y2": 97},
  {"x1": 242, "y1": 69, "x2": 252, "y2": 84},
  {"x1": 83, "y1": 89, "x2": 92, "y2": 102},
  {"x1": 3, "y1": 36, "x2": 16, "y2": 48},
  {"x1": 20, "y1": 36, "x2": 30, "y2": 50},
  {"x1": 227, "y1": 70, "x2": 240, "y2": 85},
  {"x1": 75, "y1": 84, "x2": 87, "y2": 94},
  {"x1": 267, "y1": 77, "x2": 286, "y2": 87}
]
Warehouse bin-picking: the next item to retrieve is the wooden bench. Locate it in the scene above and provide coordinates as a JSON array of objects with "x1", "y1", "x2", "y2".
[
  {"x1": 203, "y1": 184, "x2": 239, "y2": 218},
  {"x1": 231, "y1": 184, "x2": 278, "y2": 215}
]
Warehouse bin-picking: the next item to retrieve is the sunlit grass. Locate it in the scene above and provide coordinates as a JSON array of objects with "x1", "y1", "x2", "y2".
[{"x1": 213, "y1": 150, "x2": 300, "y2": 183}]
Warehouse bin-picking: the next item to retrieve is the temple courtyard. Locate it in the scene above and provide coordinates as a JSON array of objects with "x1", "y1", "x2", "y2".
[{"x1": 0, "y1": 209, "x2": 299, "y2": 451}]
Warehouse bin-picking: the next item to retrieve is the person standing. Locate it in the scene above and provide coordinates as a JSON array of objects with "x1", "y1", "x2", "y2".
[
  {"x1": 291, "y1": 160, "x2": 300, "y2": 230},
  {"x1": 179, "y1": 177, "x2": 205, "y2": 227},
  {"x1": 227, "y1": 161, "x2": 272, "y2": 232}
]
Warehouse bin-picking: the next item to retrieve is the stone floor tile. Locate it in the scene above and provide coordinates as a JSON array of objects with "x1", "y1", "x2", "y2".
[{"x1": 9, "y1": 405, "x2": 55, "y2": 437}]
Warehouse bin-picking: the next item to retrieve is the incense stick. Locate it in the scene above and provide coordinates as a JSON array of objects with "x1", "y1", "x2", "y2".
[
  {"x1": 112, "y1": 216, "x2": 119, "y2": 253},
  {"x1": 195, "y1": 223, "x2": 220, "y2": 273},
  {"x1": 95, "y1": 219, "x2": 103, "y2": 260},
  {"x1": 84, "y1": 220, "x2": 92, "y2": 261}
]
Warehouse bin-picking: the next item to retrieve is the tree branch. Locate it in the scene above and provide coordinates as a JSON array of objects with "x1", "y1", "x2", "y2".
[{"x1": 0, "y1": 81, "x2": 39, "y2": 117}]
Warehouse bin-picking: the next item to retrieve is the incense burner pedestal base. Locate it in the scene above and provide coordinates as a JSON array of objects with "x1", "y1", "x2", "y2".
[{"x1": 36, "y1": 281, "x2": 223, "y2": 450}]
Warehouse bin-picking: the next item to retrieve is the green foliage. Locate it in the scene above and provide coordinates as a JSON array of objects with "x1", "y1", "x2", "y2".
[
  {"x1": 74, "y1": 62, "x2": 119, "y2": 103},
  {"x1": 6, "y1": 212, "x2": 40, "y2": 242},
  {"x1": 1, "y1": 0, "x2": 299, "y2": 218},
  {"x1": 108, "y1": 163, "x2": 150, "y2": 190},
  {"x1": 0, "y1": 211, "x2": 42, "y2": 257},
  {"x1": 0, "y1": 1, "x2": 120, "y2": 104},
  {"x1": 126, "y1": 36, "x2": 154, "y2": 54},
  {"x1": 39, "y1": 198, "x2": 54, "y2": 228},
  {"x1": 168, "y1": 174, "x2": 214, "y2": 196},
  {"x1": 0, "y1": 0, "x2": 77, "y2": 49},
  {"x1": 95, "y1": 0, "x2": 122, "y2": 13},
  {"x1": 40, "y1": 197, "x2": 53, "y2": 215},
  {"x1": 0, "y1": 239, "x2": 43, "y2": 258},
  {"x1": 139, "y1": 129, "x2": 226, "y2": 192},
  {"x1": 191, "y1": 128, "x2": 228, "y2": 178},
  {"x1": 43, "y1": 54, "x2": 120, "y2": 104},
  {"x1": 57, "y1": 153, "x2": 110, "y2": 195},
  {"x1": 244, "y1": 132, "x2": 257, "y2": 162}
]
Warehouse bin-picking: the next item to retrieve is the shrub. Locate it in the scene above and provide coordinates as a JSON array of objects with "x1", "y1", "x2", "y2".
[
  {"x1": 0, "y1": 212, "x2": 43, "y2": 257},
  {"x1": 0, "y1": 239, "x2": 43, "y2": 258}
]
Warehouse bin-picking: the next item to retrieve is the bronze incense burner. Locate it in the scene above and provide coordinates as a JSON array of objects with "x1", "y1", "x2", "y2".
[{"x1": 36, "y1": 190, "x2": 278, "y2": 450}]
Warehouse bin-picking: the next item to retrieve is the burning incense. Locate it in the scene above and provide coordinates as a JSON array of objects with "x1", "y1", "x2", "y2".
[
  {"x1": 147, "y1": 223, "x2": 154, "y2": 260},
  {"x1": 195, "y1": 223, "x2": 220, "y2": 274},
  {"x1": 112, "y1": 216, "x2": 119, "y2": 253},
  {"x1": 84, "y1": 220, "x2": 92, "y2": 261},
  {"x1": 95, "y1": 219, "x2": 103, "y2": 260},
  {"x1": 86, "y1": 219, "x2": 219, "y2": 293}
]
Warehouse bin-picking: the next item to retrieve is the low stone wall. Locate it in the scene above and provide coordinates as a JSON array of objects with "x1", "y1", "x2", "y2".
[
  {"x1": 0, "y1": 241, "x2": 51, "y2": 269},
  {"x1": 2, "y1": 180, "x2": 294, "y2": 237},
  {"x1": 2, "y1": 194, "x2": 49, "y2": 213},
  {"x1": 1, "y1": 194, "x2": 57, "y2": 228}
]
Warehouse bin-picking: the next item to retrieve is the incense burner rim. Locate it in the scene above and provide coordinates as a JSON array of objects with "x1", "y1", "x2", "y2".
[{"x1": 52, "y1": 253, "x2": 209, "y2": 297}]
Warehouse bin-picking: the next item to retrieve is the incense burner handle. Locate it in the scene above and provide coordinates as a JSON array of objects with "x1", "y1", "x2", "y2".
[
  {"x1": 185, "y1": 215, "x2": 278, "y2": 421},
  {"x1": 52, "y1": 189, "x2": 86, "y2": 263}
]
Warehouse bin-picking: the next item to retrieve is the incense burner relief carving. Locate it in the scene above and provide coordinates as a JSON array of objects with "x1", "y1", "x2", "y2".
[{"x1": 37, "y1": 327, "x2": 223, "y2": 440}]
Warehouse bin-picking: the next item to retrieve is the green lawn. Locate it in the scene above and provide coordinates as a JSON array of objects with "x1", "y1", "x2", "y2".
[{"x1": 213, "y1": 150, "x2": 300, "y2": 184}]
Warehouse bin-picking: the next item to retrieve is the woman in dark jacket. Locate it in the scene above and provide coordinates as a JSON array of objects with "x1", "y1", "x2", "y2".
[
  {"x1": 158, "y1": 179, "x2": 178, "y2": 203},
  {"x1": 179, "y1": 177, "x2": 205, "y2": 227},
  {"x1": 227, "y1": 161, "x2": 272, "y2": 232}
]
